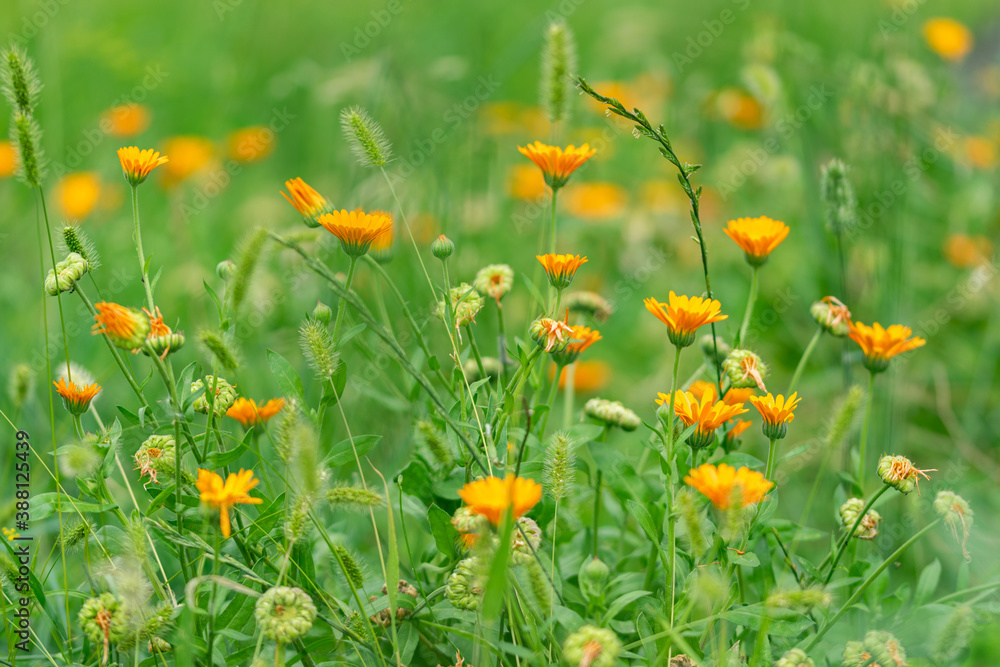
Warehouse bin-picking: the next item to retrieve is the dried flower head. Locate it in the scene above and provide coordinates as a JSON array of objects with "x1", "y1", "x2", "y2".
[
  {"x1": 877, "y1": 454, "x2": 935, "y2": 495},
  {"x1": 44, "y1": 252, "x2": 89, "y2": 296},
  {"x1": 562, "y1": 625, "x2": 622, "y2": 667},
  {"x1": 810, "y1": 296, "x2": 852, "y2": 337},
  {"x1": 935, "y1": 489, "x2": 974, "y2": 561},
  {"x1": 530, "y1": 316, "x2": 574, "y2": 353},
  {"x1": 191, "y1": 376, "x2": 237, "y2": 416},
  {"x1": 437, "y1": 282, "x2": 485, "y2": 330},
  {"x1": 255, "y1": 586, "x2": 317, "y2": 642},
  {"x1": 584, "y1": 398, "x2": 641, "y2": 431},
  {"x1": 473, "y1": 264, "x2": 515, "y2": 304},
  {"x1": 839, "y1": 497, "x2": 882, "y2": 540}
]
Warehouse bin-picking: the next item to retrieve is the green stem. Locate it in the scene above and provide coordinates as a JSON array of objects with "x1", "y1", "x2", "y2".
[
  {"x1": 737, "y1": 266, "x2": 759, "y2": 347},
  {"x1": 562, "y1": 362, "x2": 576, "y2": 429},
  {"x1": 332, "y1": 255, "x2": 358, "y2": 343},
  {"x1": 763, "y1": 438, "x2": 778, "y2": 482},
  {"x1": 538, "y1": 363, "x2": 564, "y2": 441},
  {"x1": 806, "y1": 520, "x2": 940, "y2": 650},
  {"x1": 857, "y1": 372, "x2": 876, "y2": 492},
  {"x1": 467, "y1": 325, "x2": 488, "y2": 382},
  {"x1": 130, "y1": 184, "x2": 156, "y2": 312},
  {"x1": 823, "y1": 484, "x2": 890, "y2": 585},
  {"x1": 787, "y1": 326, "x2": 824, "y2": 395},
  {"x1": 591, "y1": 469, "x2": 603, "y2": 559},
  {"x1": 548, "y1": 187, "x2": 559, "y2": 254}
]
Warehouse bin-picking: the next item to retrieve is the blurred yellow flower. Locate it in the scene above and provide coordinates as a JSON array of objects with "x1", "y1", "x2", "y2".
[
  {"x1": 55, "y1": 172, "x2": 101, "y2": 220},
  {"x1": 196, "y1": 468, "x2": 263, "y2": 538},
  {"x1": 227, "y1": 397, "x2": 285, "y2": 428},
  {"x1": 281, "y1": 177, "x2": 333, "y2": 227},
  {"x1": 553, "y1": 359, "x2": 610, "y2": 392},
  {"x1": 923, "y1": 18, "x2": 973, "y2": 62},
  {"x1": 715, "y1": 89, "x2": 763, "y2": 130},
  {"x1": 943, "y1": 233, "x2": 992, "y2": 268},
  {"x1": 458, "y1": 475, "x2": 542, "y2": 526},
  {"x1": 101, "y1": 104, "x2": 151, "y2": 137},
  {"x1": 228, "y1": 125, "x2": 276, "y2": 162},
  {"x1": 0, "y1": 140, "x2": 15, "y2": 178},
  {"x1": 685, "y1": 463, "x2": 773, "y2": 509},
  {"x1": 963, "y1": 136, "x2": 997, "y2": 169},
  {"x1": 561, "y1": 182, "x2": 628, "y2": 220},
  {"x1": 507, "y1": 164, "x2": 547, "y2": 201},
  {"x1": 161, "y1": 136, "x2": 214, "y2": 184}
]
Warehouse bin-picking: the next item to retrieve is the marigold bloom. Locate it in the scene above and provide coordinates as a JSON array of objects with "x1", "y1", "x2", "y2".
[
  {"x1": 723, "y1": 216, "x2": 790, "y2": 266},
  {"x1": 923, "y1": 18, "x2": 973, "y2": 62},
  {"x1": 507, "y1": 163, "x2": 547, "y2": 200},
  {"x1": 658, "y1": 390, "x2": 748, "y2": 449},
  {"x1": 161, "y1": 136, "x2": 213, "y2": 184},
  {"x1": 458, "y1": 475, "x2": 542, "y2": 526},
  {"x1": 686, "y1": 380, "x2": 753, "y2": 406},
  {"x1": 551, "y1": 324, "x2": 602, "y2": 365},
  {"x1": 53, "y1": 377, "x2": 101, "y2": 415},
  {"x1": 228, "y1": 125, "x2": 275, "y2": 162},
  {"x1": 91, "y1": 302, "x2": 151, "y2": 350},
  {"x1": 55, "y1": 172, "x2": 101, "y2": 220},
  {"x1": 537, "y1": 253, "x2": 588, "y2": 290},
  {"x1": 963, "y1": 136, "x2": 997, "y2": 169},
  {"x1": 848, "y1": 322, "x2": 926, "y2": 373},
  {"x1": 749, "y1": 392, "x2": 801, "y2": 440},
  {"x1": 561, "y1": 182, "x2": 628, "y2": 220},
  {"x1": 281, "y1": 177, "x2": 334, "y2": 228},
  {"x1": 227, "y1": 397, "x2": 285, "y2": 427},
  {"x1": 317, "y1": 209, "x2": 394, "y2": 258},
  {"x1": 102, "y1": 104, "x2": 151, "y2": 137},
  {"x1": 716, "y1": 88, "x2": 764, "y2": 130},
  {"x1": 368, "y1": 218, "x2": 395, "y2": 263},
  {"x1": 944, "y1": 233, "x2": 992, "y2": 268},
  {"x1": 553, "y1": 359, "x2": 610, "y2": 392},
  {"x1": 0, "y1": 141, "x2": 16, "y2": 178},
  {"x1": 644, "y1": 291, "x2": 727, "y2": 348},
  {"x1": 196, "y1": 468, "x2": 263, "y2": 538},
  {"x1": 517, "y1": 141, "x2": 596, "y2": 189},
  {"x1": 116, "y1": 146, "x2": 168, "y2": 186},
  {"x1": 684, "y1": 463, "x2": 773, "y2": 509},
  {"x1": 726, "y1": 419, "x2": 753, "y2": 444}
]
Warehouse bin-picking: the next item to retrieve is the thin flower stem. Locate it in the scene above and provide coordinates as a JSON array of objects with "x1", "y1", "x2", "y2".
[
  {"x1": 807, "y1": 519, "x2": 940, "y2": 650},
  {"x1": 130, "y1": 185, "x2": 156, "y2": 312},
  {"x1": 332, "y1": 255, "x2": 358, "y2": 343},
  {"x1": 736, "y1": 266, "x2": 759, "y2": 347},
  {"x1": 822, "y1": 484, "x2": 890, "y2": 585},
  {"x1": 466, "y1": 325, "x2": 488, "y2": 385},
  {"x1": 857, "y1": 372, "x2": 876, "y2": 491},
  {"x1": 562, "y1": 362, "x2": 576, "y2": 429},
  {"x1": 537, "y1": 362, "x2": 563, "y2": 441},
  {"x1": 591, "y1": 469, "x2": 603, "y2": 559},
  {"x1": 379, "y1": 166, "x2": 436, "y2": 298},
  {"x1": 548, "y1": 187, "x2": 559, "y2": 254},
  {"x1": 665, "y1": 345, "x2": 682, "y2": 628},
  {"x1": 787, "y1": 326, "x2": 824, "y2": 395},
  {"x1": 763, "y1": 438, "x2": 779, "y2": 483}
]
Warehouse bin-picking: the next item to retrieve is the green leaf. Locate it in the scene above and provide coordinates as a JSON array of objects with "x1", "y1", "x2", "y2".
[
  {"x1": 914, "y1": 559, "x2": 941, "y2": 607},
  {"x1": 626, "y1": 499, "x2": 659, "y2": 542},
  {"x1": 728, "y1": 550, "x2": 760, "y2": 568},
  {"x1": 204, "y1": 442, "x2": 248, "y2": 469},
  {"x1": 31, "y1": 492, "x2": 117, "y2": 520},
  {"x1": 601, "y1": 589, "x2": 651, "y2": 623},
  {"x1": 722, "y1": 604, "x2": 813, "y2": 637},
  {"x1": 481, "y1": 512, "x2": 514, "y2": 619},
  {"x1": 427, "y1": 504, "x2": 458, "y2": 558},
  {"x1": 326, "y1": 434, "x2": 381, "y2": 468},
  {"x1": 266, "y1": 348, "x2": 305, "y2": 402}
]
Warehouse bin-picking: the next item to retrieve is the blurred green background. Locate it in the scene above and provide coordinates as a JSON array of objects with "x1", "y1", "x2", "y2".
[{"x1": 2, "y1": 0, "x2": 1000, "y2": 656}]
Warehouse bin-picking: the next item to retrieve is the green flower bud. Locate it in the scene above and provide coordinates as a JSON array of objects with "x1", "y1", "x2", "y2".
[
  {"x1": 579, "y1": 557, "x2": 609, "y2": 600},
  {"x1": 44, "y1": 252, "x2": 90, "y2": 295},
  {"x1": 584, "y1": 398, "x2": 640, "y2": 431},
  {"x1": 562, "y1": 625, "x2": 621, "y2": 667},
  {"x1": 431, "y1": 234, "x2": 455, "y2": 259},
  {"x1": 216, "y1": 259, "x2": 236, "y2": 281},
  {"x1": 255, "y1": 586, "x2": 317, "y2": 643},
  {"x1": 839, "y1": 498, "x2": 881, "y2": 540},
  {"x1": 191, "y1": 376, "x2": 237, "y2": 416},
  {"x1": 446, "y1": 557, "x2": 486, "y2": 611},
  {"x1": 775, "y1": 648, "x2": 814, "y2": 667},
  {"x1": 511, "y1": 516, "x2": 542, "y2": 565},
  {"x1": 8, "y1": 363, "x2": 34, "y2": 410},
  {"x1": 312, "y1": 300, "x2": 333, "y2": 325}
]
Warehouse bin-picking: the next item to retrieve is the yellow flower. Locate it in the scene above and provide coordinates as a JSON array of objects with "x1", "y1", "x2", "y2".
[
  {"x1": 507, "y1": 163, "x2": 547, "y2": 201},
  {"x1": 101, "y1": 104, "x2": 151, "y2": 137},
  {"x1": 686, "y1": 380, "x2": 754, "y2": 406},
  {"x1": 536, "y1": 253, "x2": 588, "y2": 290},
  {"x1": 963, "y1": 136, "x2": 997, "y2": 169},
  {"x1": 458, "y1": 475, "x2": 542, "y2": 526},
  {"x1": 715, "y1": 88, "x2": 764, "y2": 130},
  {"x1": 943, "y1": 233, "x2": 992, "y2": 268},
  {"x1": 196, "y1": 468, "x2": 263, "y2": 538},
  {"x1": 644, "y1": 291, "x2": 727, "y2": 348},
  {"x1": 684, "y1": 463, "x2": 773, "y2": 509},
  {"x1": 54, "y1": 172, "x2": 102, "y2": 220},
  {"x1": 848, "y1": 322, "x2": 926, "y2": 373},
  {"x1": 561, "y1": 182, "x2": 628, "y2": 220},
  {"x1": 116, "y1": 146, "x2": 168, "y2": 186},
  {"x1": 923, "y1": 18, "x2": 973, "y2": 62},
  {"x1": 91, "y1": 302, "x2": 151, "y2": 350},
  {"x1": 227, "y1": 125, "x2": 275, "y2": 162},
  {"x1": 161, "y1": 136, "x2": 214, "y2": 185},
  {"x1": 53, "y1": 377, "x2": 101, "y2": 416},
  {"x1": 317, "y1": 209, "x2": 394, "y2": 258},
  {"x1": 723, "y1": 216, "x2": 790, "y2": 266},
  {"x1": 280, "y1": 177, "x2": 334, "y2": 228},
  {"x1": 552, "y1": 324, "x2": 602, "y2": 365},
  {"x1": 552, "y1": 359, "x2": 610, "y2": 392},
  {"x1": 517, "y1": 141, "x2": 596, "y2": 189},
  {"x1": 749, "y1": 392, "x2": 801, "y2": 440},
  {"x1": 2, "y1": 527, "x2": 18, "y2": 541},
  {"x1": 657, "y1": 390, "x2": 748, "y2": 449},
  {"x1": 0, "y1": 140, "x2": 16, "y2": 178},
  {"x1": 227, "y1": 398, "x2": 285, "y2": 428}
]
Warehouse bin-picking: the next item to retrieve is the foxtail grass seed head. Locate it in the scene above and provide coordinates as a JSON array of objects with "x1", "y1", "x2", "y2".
[
  {"x1": 255, "y1": 586, "x2": 317, "y2": 643},
  {"x1": 58, "y1": 442, "x2": 100, "y2": 478},
  {"x1": 299, "y1": 318, "x2": 340, "y2": 381},
  {"x1": 564, "y1": 290, "x2": 614, "y2": 321},
  {"x1": 13, "y1": 110, "x2": 45, "y2": 186},
  {"x1": 229, "y1": 227, "x2": 268, "y2": 314},
  {"x1": 198, "y1": 329, "x2": 240, "y2": 370},
  {"x1": 134, "y1": 434, "x2": 177, "y2": 487},
  {"x1": 326, "y1": 485, "x2": 385, "y2": 510},
  {"x1": 446, "y1": 557, "x2": 486, "y2": 611},
  {"x1": 44, "y1": 252, "x2": 89, "y2": 295},
  {"x1": 285, "y1": 497, "x2": 310, "y2": 542},
  {"x1": 584, "y1": 398, "x2": 640, "y2": 431},
  {"x1": 544, "y1": 431, "x2": 575, "y2": 500},
  {"x1": 191, "y1": 376, "x2": 237, "y2": 416},
  {"x1": 473, "y1": 264, "x2": 514, "y2": 304},
  {"x1": 57, "y1": 519, "x2": 91, "y2": 551},
  {"x1": 562, "y1": 625, "x2": 622, "y2": 667},
  {"x1": 62, "y1": 226, "x2": 100, "y2": 268},
  {"x1": 312, "y1": 300, "x2": 333, "y2": 325},
  {"x1": 540, "y1": 21, "x2": 576, "y2": 124},
  {"x1": 722, "y1": 348, "x2": 768, "y2": 392},
  {"x1": 811, "y1": 296, "x2": 851, "y2": 337},
  {"x1": 820, "y1": 158, "x2": 857, "y2": 237},
  {"x1": 839, "y1": 498, "x2": 881, "y2": 540},
  {"x1": 215, "y1": 259, "x2": 236, "y2": 281},
  {"x1": 935, "y1": 489, "x2": 974, "y2": 561},
  {"x1": 877, "y1": 454, "x2": 935, "y2": 494},
  {"x1": 416, "y1": 419, "x2": 454, "y2": 469},
  {"x1": 8, "y1": 363, "x2": 33, "y2": 410},
  {"x1": 340, "y1": 105, "x2": 393, "y2": 168},
  {"x1": 273, "y1": 399, "x2": 302, "y2": 463},
  {"x1": 824, "y1": 385, "x2": 864, "y2": 450},
  {"x1": 775, "y1": 648, "x2": 814, "y2": 667},
  {"x1": 1, "y1": 46, "x2": 41, "y2": 113},
  {"x1": 289, "y1": 420, "x2": 320, "y2": 495},
  {"x1": 333, "y1": 545, "x2": 365, "y2": 589},
  {"x1": 431, "y1": 234, "x2": 455, "y2": 259},
  {"x1": 437, "y1": 283, "x2": 484, "y2": 329},
  {"x1": 933, "y1": 605, "x2": 976, "y2": 664}
]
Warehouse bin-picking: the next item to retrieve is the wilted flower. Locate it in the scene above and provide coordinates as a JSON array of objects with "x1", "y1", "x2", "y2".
[
  {"x1": 877, "y1": 454, "x2": 935, "y2": 495},
  {"x1": 369, "y1": 580, "x2": 419, "y2": 627},
  {"x1": 79, "y1": 593, "x2": 125, "y2": 665},
  {"x1": 811, "y1": 296, "x2": 852, "y2": 337},
  {"x1": 142, "y1": 307, "x2": 185, "y2": 358},
  {"x1": 562, "y1": 625, "x2": 622, "y2": 667},
  {"x1": 839, "y1": 498, "x2": 881, "y2": 540},
  {"x1": 44, "y1": 252, "x2": 90, "y2": 296},
  {"x1": 446, "y1": 557, "x2": 486, "y2": 611},
  {"x1": 255, "y1": 586, "x2": 317, "y2": 642},
  {"x1": 473, "y1": 264, "x2": 514, "y2": 304},
  {"x1": 134, "y1": 435, "x2": 178, "y2": 487},
  {"x1": 722, "y1": 349, "x2": 768, "y2": 392},
  {"x1": 775, "y1": 648, "x2": 814, "y2": 667}
]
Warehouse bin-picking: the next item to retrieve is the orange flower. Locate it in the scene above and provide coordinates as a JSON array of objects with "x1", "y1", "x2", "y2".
[
  {"x1": 91, "y1": 302, "x2": 151, "y2": 350},
  {"x1": 749, "y1": 392, "x2": 801, "y2": 440},
  {"x1": 317, "y1": 209, "x2": 394, "y2": 258},
  {"x1": 561, "y1": 182, "x2": 628, "y2": 220},
  {"x1": 963, "y1": 136, "x2": 997, "y2": 169},
  {"x1": 553, "y1": 360, "x2": 610, "y2": 392},
  {"x1": 102, "y1": 104, "x2": 151, "y2": 137},
  {"x1": 715, "y1": 89, "x2": 764, "y2": 130},
  {"x1": 0, "y1": 140, "x2": 15, "y2": 178},
  {"x1": 685, "y1": 380, "x2": 754, "y2": 406},
  {"x1": 161, "y1": 136, "x2": 214, "y2": 184},
  {"x1": 196, "y1": 468, "x2": 263, "y2": 538},
  {"x1": 537, "y1": 253, "x2": 588, "y2": 290},
  {"x1": 458, "y1": 475, "x2": 542, "y2": 526},
  {"x1": 657, "y1": 390, "x2": 748, "y2": 449},
  {"x1": 226, "y1": 398, "x2": 285, "y2": 428},
  {"x1": 507, "y1": 163, "x2": 547, "y2": 201},
  {"x1": 552, "y1": 324, "x2": 602, "y2": 365},
  {"x1": 227, "y1": 125, "x2": 275, "y2": 162},
  {"x1": 943, "y1": 233, "x2": 992, "y2": 268},
  {"x1": 53, "y1": 377, "x2": 101, "y2": 416},
  {"x1": 726, "y1": 419, "x2": 753, "y2": 444},
  {"x1": 644, "y1": 291, "x2": 727, "y2": 348},
  {"x1": 923, "y1": 18, "x2": 973, "y2": 62},
  {"x1": 54, "y1": 172, "x2": 101, "y2": 220},
  {"x1": 116, "y1": 146, "x2": 168, "y2": 186},
  {"x1": 281, "y1": 177, "x2": 333, "y2": 228},
  {"x1": 517, "y1": 141, "x2": 596, "y2": 189},
  {"x1": 685, "y1": 463, "x2": 773, "y2": 509},
  {"x1": 723, "y1": 216, "x2": 790, "y2": 266},
  {"x1": 848, "y1": 322, "x2": 926, "y2": 373}
]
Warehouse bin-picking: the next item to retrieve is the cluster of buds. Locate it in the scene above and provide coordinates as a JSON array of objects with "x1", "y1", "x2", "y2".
[
  {"x1": 254, "y1": 586, "x2": 317, "y2": 643},
  {"x1": 811, "y1": 296, "x2": 852, "y2": 337},
  {"x1": 134, "y1": 435, "x2": 183, "y2": 487},
  {"x1": 446, "y1": 557, "x2": 486, "y2": 611},
  {"x1": 562, "y1": 625, "x2": 622, "y2": 667},
  {"x1": 775, "y1": 649, "x2": 814, "y2": 667},
  {"x1": 436, "y1": 283, "x2": 484, "y2": 329},
  {"x1": 44, "y1": 252, "x2": 89, "y2": 296},
  {"x1": 473, "y1": 264, "x2": 514, "y2": 305},
  {"x1": 843, "y1": 630, "x2": 907, "y2": 667},
  {"x1": 78, "y1": 593, "x2": 126, "y2": 665},
  {"x1": 877, "y1": 454, "x2": 935, "y2": 495},
  {"x1": 839, "y1": 498, "x2": 882, "y2": 540},
  {"x1": 563, "y1": 290, "x2": 614, "y2": 322},
  {"x1": 584, "y1": 398, "x2": 641, "y2": 431},
  {"x1": 369, "y1": 580, "x2": 419, "y2": 627},
  {"x1": 722, "y1": 349, "x2": 768, "y2": 392},
  {"x1": 191, "y1": 376, "x2": 238, "y2": 416}
]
